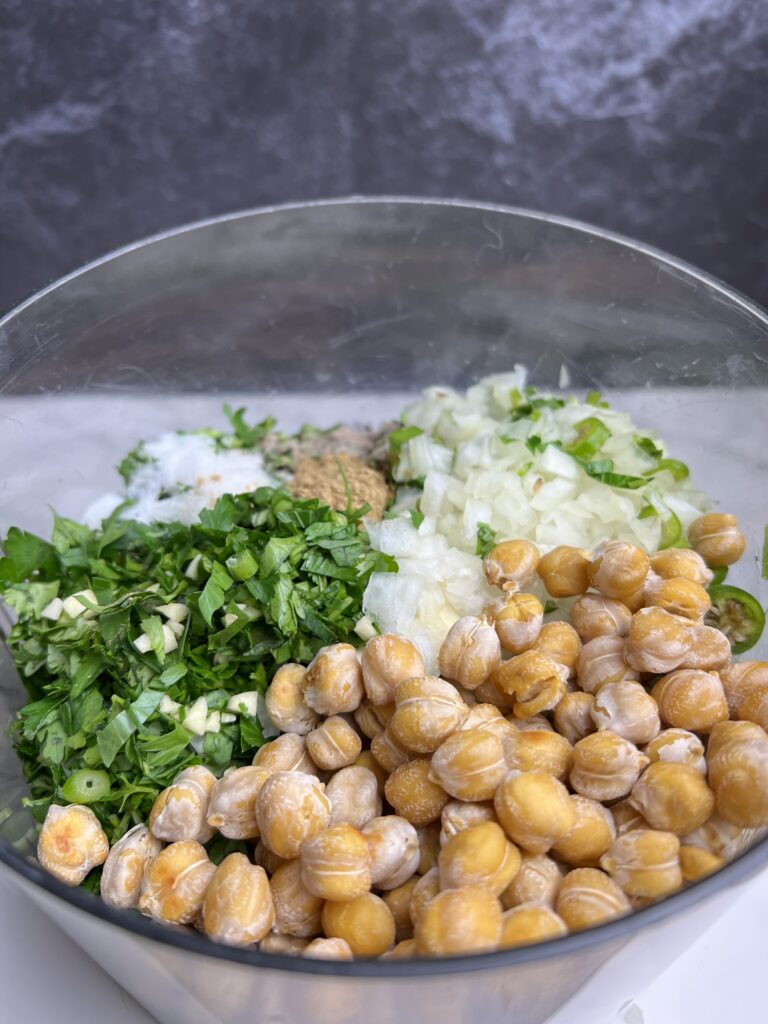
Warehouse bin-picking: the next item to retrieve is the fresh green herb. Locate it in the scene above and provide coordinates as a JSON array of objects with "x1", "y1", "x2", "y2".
[
  {"x1": 410, "y1": 508, "x2": 425, "y2": 529},
  {"x1": 650, "y1": 458, "x2": 689, "y2": 482},
  {"x1": 2, "y1": 487, "x2": 396, "y2": 843},
  {"x1": 566, "y1": 418, "x2": 612, "y2": 461},
  {"x1": 475, "y1": 523, "x2": 498, "y2": 558},
  {"x1": 117, "y1": 442, "x2": 156, "y2": 485},
  {"x1": 510, "y1": 395, "x2": 565, "y2": 422},
  {"x1": 585, "y1": 390, "x2": 609, "y2": 408},
  {"x1": 221, "y1": 405, "x2": 275, "y2": 449},
  {"x1": 635, "y1": 436, "x2": 664, "y2": 462},
  {"x1": 762, "y1": 526, "x2": 768, "y2": 581},
  {"x1": 543, "y1": 600, "x2": 558, "y2": 615},
  {"x1": 388, "y1": 426, "x2": 424, "y2": 457},
  {"x1": 516, "y1": 461, "x2": 534, "y2": 478}
]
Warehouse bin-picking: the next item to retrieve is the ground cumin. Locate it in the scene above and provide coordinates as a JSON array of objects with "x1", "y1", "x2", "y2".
[{"x1": 289, "y1": 453, "x2": 392, "y2": 520}]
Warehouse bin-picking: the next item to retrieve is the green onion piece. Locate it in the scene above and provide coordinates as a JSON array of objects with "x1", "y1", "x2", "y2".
[
  {"x1": 566, "y1": 417, "x2": 612, "y2": 460},
  {"x1": 650, "y1": 458, "x2": 689, "y2": 481},
  {"x1": 388, "y1": 426, "x2": 423, "y2": 457},
  {"x1": 543, "y1": 600, "x2": 558, "y2": 614},
  {"x1": 516, "y1": 461, "x2": 534, "y2": 478},
  {"x1": 61, "y1": 769, "x2": 111, "y2": 805},
  {"x1": 635, "y1": 435, "x2": 664, "y2": 461},
  {"x1": 585, "y1": 390, "x2": 609, "y2": 408},
  {"x1": 475, "y1": 523, "x2": 498, "y2": 558},
  {"x1": 658, "y1": 511, "x2": 684, "y2": 550},
  {"x1": 226, "y1": 549, "x2": 259, "y2": 581},
  {"x1": 410, "y1": 508, "x2": 425, "y2": 529}
]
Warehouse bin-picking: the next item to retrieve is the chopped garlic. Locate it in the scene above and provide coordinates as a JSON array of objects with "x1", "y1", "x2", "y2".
[
  {"x1": 183, "y1": 696, "x2": 209, "y2": 736},
  {"x1": 133, "y1": 633, "x2": 153, "y2": 654},
  {"x1": 205, "y1": 711, "x2": 221, "y2": 734},
  {"x1": 226, "y1": 691, "x2": 259, "y2": 717},
  {"x1": 184, "y1": 554, "x2": 202, "y2": 579},
  {"x1": 165, "y1": 619, "x2": 185, "y2": 637},
  {"x1": 222, "y1": 613, "x2": 238, "y2": 628},
  {"x1": 220, "y1": 712, "x2": 237, "y2": 725},
  {"x1": 155, "y1": 603, "x2": 189, "y2": 623},
  {"x1": 40, "y1": 597, "x2": 64, "y2": 622},
  {"x1": 354, "y1": 614, "x2": 378, "y2": 641},
  {"x1": 62, "y1": 589, "x2": 98, "y2": 620},
  {"x1": 158, "y1": 695, "x2": 181, "y2": 718},
  {"x1": 161, "y1": 624, "x2": 178, "y2": 653}
]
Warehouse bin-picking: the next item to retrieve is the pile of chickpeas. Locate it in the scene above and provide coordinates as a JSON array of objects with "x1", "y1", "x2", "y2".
[{"x1": 37, "y1": 511, "x2": 768, "y2": 959}]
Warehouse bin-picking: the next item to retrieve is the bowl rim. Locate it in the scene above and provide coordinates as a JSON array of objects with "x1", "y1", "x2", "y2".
[{"x1": 1, "y1": 195, "x2": 767, "y2": 977}]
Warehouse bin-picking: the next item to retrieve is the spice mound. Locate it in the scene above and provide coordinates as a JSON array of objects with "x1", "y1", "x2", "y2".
[{"x1": 290, "y1": 453, "x2": 392, "y2": 521}]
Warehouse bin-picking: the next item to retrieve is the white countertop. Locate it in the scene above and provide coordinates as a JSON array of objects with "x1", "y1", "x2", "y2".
[{"x1": 1, "y1": 867, "x2": 767, "y2": 1024}]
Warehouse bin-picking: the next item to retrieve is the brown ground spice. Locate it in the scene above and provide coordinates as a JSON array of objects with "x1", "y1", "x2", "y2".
[{"x1": 289, "y1": 453, "x2": 392, "y2": 520}]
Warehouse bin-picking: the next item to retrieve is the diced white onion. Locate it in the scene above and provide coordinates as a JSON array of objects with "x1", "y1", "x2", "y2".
[
  {"x1": 183, "y1": 696, "x2": 209, "y2": 736},
  {"x1": 40, "y1": 597, "x2": 63, "y2": 621}
]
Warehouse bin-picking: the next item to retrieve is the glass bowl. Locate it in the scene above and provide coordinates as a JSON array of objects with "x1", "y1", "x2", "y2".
[{"x1": 1, "y1": 198, "x2": 767, "y2": 1024}]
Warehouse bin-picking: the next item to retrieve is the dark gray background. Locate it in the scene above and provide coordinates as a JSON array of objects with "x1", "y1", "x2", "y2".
[{"x1": 2, "y1": 0, "x2": 767, "y2": 316}]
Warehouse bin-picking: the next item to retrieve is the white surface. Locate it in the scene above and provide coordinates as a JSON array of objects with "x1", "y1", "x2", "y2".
[{"x1": 1, "y1": 868, "x2": 767, "y2": 1024}]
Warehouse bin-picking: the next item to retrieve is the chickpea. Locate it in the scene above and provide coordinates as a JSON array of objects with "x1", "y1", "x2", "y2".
[
  {"x1": 256, "y1": 771, "x2": 331, "y2": 859},
  {"x1": 600, "y1": 830, "x2": 682, "y2": 899},
  {"x1": 322, "y1": 892, "x2": 395, "y2": 957},
  {"x1": 649, "y1": 549, "x2": 713, "y2": 586},
  {"x1": 363, "y1": 815, "x2": 420, "y2": 889},
  {"x1": 383, "y1": 877, "x2": 419, "y2": 941},
  {"x1": 149, "y1": 765, "x2": 216, "y2": 844},
  {"x1": 502, "y1": 728, "x2": 572, "y2": 781},
  {"x1": 361, "y1": 634, "x2": 426, "y2": 705},
  {"x1": 101, "y1": 824, "x2": 162, "y2": 910},
  {"x1": 253, "y1": 733, "x2": 318, "y2": 775},
  {"x1": 353, "y1": 750, "x2": 389, "y2": 796},
  {"x1": 415, "y1": 885, "x2": 503, "y2": 956},
  {"x1": 260, "y1": 932, "x2": 309, "y2": 955},
  {"x1": 385, "y1": 759, "x2": 448, "y2": 826},
  {"x1": 739, "y1": 684, "x2": 768, "y2": 730},
  {"x1": 532, "y1": 621, "x2": 582, "y2": 680},
  {"x1": 415, "y1": 823, "x2": 441, "y2": 875},
  {"x1": 354, "y1": 700, "x2": 395, "y2": 740},
  {"x1": 438, "y1": 615, "x2": 501, "y2": 689},
  {"x1": 306, "y1": 716, "x2": 363, "y2": 771},
  {"x1": 555, "y1": 868, "x2": 630, "y2": 931},
  {"x1": 473, "y1": 676, "x2": 515, "y2": 711},
  {"x1": 326, "y1": 766, "x2": 382, "y2": 829},
  {"x1": 552, "y1": 796, "x2": 616, "y2": 868},
  {"x1": 577, "y1": 635, "x2": 638, "y2": 695},
  {"x1": 707, "y1": 730, "x2": 768, "y2": 828},
  {"x1": 370, "y1": 724, "x2": 412, "y2": 774},
  {"x1": 570, "y1": 731, "x2": 649, "y2": 802},
  {"x1": 683, "y1": 812, "x2": 765, "y2": 861},
  {"x1": 270, "y1": 859, "x2": 324, "y2": 938},
  {"x1": 408, "y1": 866, "x2": 440, "y2": 925},
  {"x1": 300, "y1": 824, "x2": 372, "y2": 902},
  {"x1": 644, "y1": 729, "x2": 706, "y2": 775},
  {"x1": 36, "y1": 803, "x2": 109, "y2": 887},
  {"x1": 624, "y1": 607, "x2": 694, "y2": 674},
  {"x1": 303, "y1": 642, "x2": 364, "y2": 715},
  {"x1": 629, "y1": 762, "x2": 714, "y2": 835},
  {"x1": 266, "y1": 663, "x2": 317, "y2": 734},
  {"x1": 643, "y1": 576, "x2": 711, "y2": 621},
  {"x1": 381, "y1": 938, "x2": 418, "y2": 959},
  {"x1": 490, "y1": 650, "x2": 567, "y2": 719},
  {"x1": 610, "y1": 799, "x2": 649, "y2": 836},
  {"x1": 439, "y1": 800, "x2": 497, "y2": 846},
  {"x1": 438, "y1": 820, "x2": 521, "y2": 896},
  {"x1": 429, "y1": 728, "x2": 507, "y2": 802},
  {"x1": 389, "y1": 675, "x2": 468, "y2": 753},
  {"x1": 500, "y1": 853, "x2": 562, "y2": 909},
  {"x1": 571, "y1": 594, "x2": 632, "y2": 643},
  {"x1": 688, "y1": 513, "x2": 746, "y2": 567},
  {"x1": 650, "y1": 670, "x2": 728, "y2": 733},
  {"x1": 679, "y1": 845, "x2": 725, "y2": 884},
  {"x1": 202, "y1": 854, "x2": 275, "y2": 946},
  {"x1": 207, "y1": 766, "x2": 272, "y2": 840},
  {"x1": 589, "y1": 541, "x2": 650, "y2": 603},
  {"x1": 537, "y1": 545, "x2": 590, "y2": 598},
  {"x1": 720, "y1": 661, "x2": 768, "y2": 715},
  {"x1": 303, "y1": 937, "x2": 354, "y2": 960},
  {"x1": 554, "y1": 691, "x2": 597, "y2": 745},
  {"x1": 484, "y1": 539, "x2": 540, "y2": 592},
  {"x1": 253, "y1": 840, "x2": 288, "y2": 876},
  {"x1": 139, "y1": 840, "x2": 216, "y2": 925},
  {"x1": 491, "y1": 594, "x2": 544, "y2": 655},
  {"x1": 590, "y1": 680, "x2": 660, "y2": 746},
  {"x1": 679, "y1": 625, "x2": 731, "y2": 671},
  {"x1": 500, "y1": 903, "x2": 568, "y2": 948},
  {"x1": 460, "y1": 702, "x2": 505, "y2": 732},
  {"x1": 706, "y1": 720, "x2": 767, "y2": 761},
  {"x1": 494, "y1": 770, "x2": 575, "y2": 854}
]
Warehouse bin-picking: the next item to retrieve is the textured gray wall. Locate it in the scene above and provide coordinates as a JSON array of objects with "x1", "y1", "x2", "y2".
[{"x1": 2, "y1": 0, "x2": 768, "y2": 315}]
